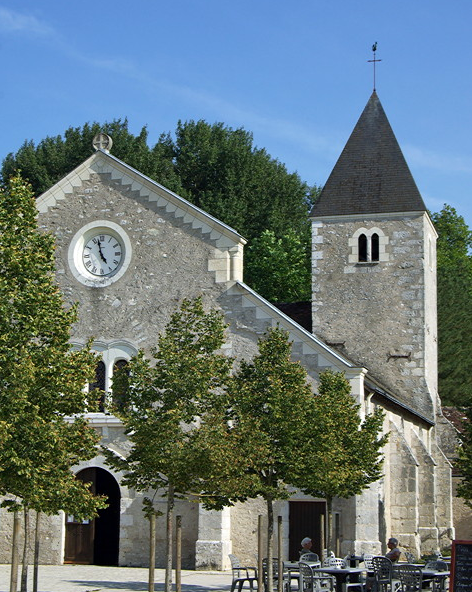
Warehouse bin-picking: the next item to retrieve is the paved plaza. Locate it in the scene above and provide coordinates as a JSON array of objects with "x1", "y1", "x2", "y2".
[{"x1": 0, "y1": 564, "x2": 233, "y2": 592}]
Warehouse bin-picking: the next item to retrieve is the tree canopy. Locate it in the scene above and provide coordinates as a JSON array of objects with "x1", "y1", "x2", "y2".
[
  {"x1": 0, "y1": 175, "x2": 104, "y2": 518},
  {"x1": 0, "y1": 175, "x2": 107, "y2": 592},
  {"x1": 431, "y1": 205, "x2": 472, "y2": 406}
]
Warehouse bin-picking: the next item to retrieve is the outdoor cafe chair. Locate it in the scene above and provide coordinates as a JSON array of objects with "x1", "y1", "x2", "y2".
[
  {"x1": 299, "y1": 562, "x2": 335, "y2": 592},
  {"x1": 396, "y1": 565, "x2": 423, "y2": 592},
  {"x1": 229, "y1": 554, "x2": 258, "y2": 592},
  {"x1": 262, "y1": 558, "x2": 290, "y2": 592},
  {"x1": 371, "y1": 556, "x2": 401, "y2": 592},
  {"x1": 300, "y1": 552, "x2": 320, "y2": 563}
]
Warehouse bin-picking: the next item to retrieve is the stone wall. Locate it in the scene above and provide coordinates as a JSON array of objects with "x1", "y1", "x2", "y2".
[{"x1": 311, "y1": 213, "x2": 436, "y2": 420}]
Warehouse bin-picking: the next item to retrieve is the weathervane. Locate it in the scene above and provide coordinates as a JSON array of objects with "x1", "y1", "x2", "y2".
[{"x1": 368, "y1": 42, "x2": 382, "y2": 91}]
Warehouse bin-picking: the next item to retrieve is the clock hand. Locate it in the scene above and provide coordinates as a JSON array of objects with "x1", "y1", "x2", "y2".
[{"x1": 97, "y1": 240, "x2": 107, "y2": 263}]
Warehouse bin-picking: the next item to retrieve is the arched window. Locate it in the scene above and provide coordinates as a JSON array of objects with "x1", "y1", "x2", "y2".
[
  {"x1": 112, "y1": 359, "x2": 129, "y2": 411},
  {"x1": 349, "y1": 227, "x2": 388, "y2": 264},
  {"x1": 358, "y1": 234, "x2": 368, "y2": 262},
  {"x1": 89, "y1": 361, "x2": 106, "y2": 412},
  {"x1": 371, "y1": 233, "x2": 379, "y2": 262}
]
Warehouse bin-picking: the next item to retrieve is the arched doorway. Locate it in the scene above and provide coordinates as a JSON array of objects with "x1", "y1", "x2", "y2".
[{"x1": 65, "y1": 467, "x2": 120, "y2": 565}]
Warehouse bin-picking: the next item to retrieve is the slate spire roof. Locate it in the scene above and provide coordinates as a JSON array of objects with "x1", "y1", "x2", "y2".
[{"x1": 310, "y1": 91, "x2": 427, "y2": 217}]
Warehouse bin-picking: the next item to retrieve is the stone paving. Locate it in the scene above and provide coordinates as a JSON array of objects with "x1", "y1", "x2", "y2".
[{"x1": 0, "y1": 564, "x2": 233, "y2": 592}]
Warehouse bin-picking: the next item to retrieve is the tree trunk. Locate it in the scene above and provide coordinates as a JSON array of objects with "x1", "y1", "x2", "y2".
[
  {"x1": 277, "y1": 515, "x2": 283, "y2": 592},
  {"x1": 33, "y1": 512, "x2": 40, "y2": 592},
  {"x1": 176, "y1": 515, "x2": 182, "y2": 592},
  {"x1": 20, "y1": 507, "x2": 29, "y2": 592},
  {"x1": 326, "y1": 497, "x2": 333, "y2": 557},
  {"x1": 257, "y1": 515, "x2": 263, "y2": 592},
  {"x1": 10, "y1": 511, "x2": 20, "y2": 592},
  {"x1": 165, "y1": 483, "x2": 175, "y2": 592},
  {"x1": 266, "y1": 496, "x2": 274, "y2": 592},
  {"x1": 148, "y1": 512, "x2": 156, "y2": 592}
]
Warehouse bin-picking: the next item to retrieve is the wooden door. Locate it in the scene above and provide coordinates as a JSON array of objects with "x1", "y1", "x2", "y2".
[
  {"x1": 64, "y1": 515, "x2": 95, "y2": 564},
  {"x1": 289, "y1": 501, "x2": 326, "y2": 560},
  {"x1": 64, "y1": 468, "x2": 96, "y2": 563}
]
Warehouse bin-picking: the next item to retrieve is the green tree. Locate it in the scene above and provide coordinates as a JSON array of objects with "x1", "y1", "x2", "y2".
[
  {"x1": 456, "y1": 407, "x2": 472, "y2": 505},
  {"x1": 294, "y1": 370, "x2": 387, "y2": 553},
  {"x1": 245, "y1": 229, "x2": 311, "y2": 302},
  {"x1": 0, "y1": 175, "x2": 106, "y2": 591},
  {"x1": 199, "y1": 327, "x2": 317, "y2": 592},
  {"x1": 431, "y1": 205, "x2": 472, "y2": 405},
  {"x1": 104, "y1": 297, "x2": 232, "y2": 592}
]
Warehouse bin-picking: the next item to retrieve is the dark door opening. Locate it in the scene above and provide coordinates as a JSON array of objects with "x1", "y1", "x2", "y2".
[
  {"x1": 289, "y1": 501, "x2": 326, "y2": 561},
  {"x1": 65, "y1": 467, "x2": 120, "y2": 565}
]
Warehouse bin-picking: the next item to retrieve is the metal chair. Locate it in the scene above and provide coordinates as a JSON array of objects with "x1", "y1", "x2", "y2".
[
  {"x1": 300, "y1": 552, "x2": 320, "y2": 563},
  {"x1": 229, "y1": 554, "x2": 258, "y2": 592},
  {"x1": 299, "y1": 562, "x2": 335, "y2": 592},
  {"x1": 371, "y1": 556, "x2": 401, "y2": 592},
  {"x1": 396, "y1": 565, "x2": 423, "y2": 592},
  {"x1": 262, "y1": 558, "x2": 290, "y2": 592}
]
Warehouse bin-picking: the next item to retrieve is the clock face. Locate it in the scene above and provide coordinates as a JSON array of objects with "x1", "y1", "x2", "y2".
[{"x1": 82, "y1": 233, "x2": 123, "y2": 277}]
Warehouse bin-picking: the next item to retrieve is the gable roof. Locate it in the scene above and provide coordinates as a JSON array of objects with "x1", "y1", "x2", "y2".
[
  {"x1": 310, "y1": 92, "x2": 427, "y2": 218},
  {"x1": 36, "y1": 149, "x2": 247, "y2": 250}
]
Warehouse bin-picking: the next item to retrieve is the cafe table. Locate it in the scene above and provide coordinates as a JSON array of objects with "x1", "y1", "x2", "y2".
[
  {"x1": 312, "y1": 566, "x2": 364, "y2": 592},
  {"x1": 420, "y1": 568, "x2": 450, "y2": 592}
]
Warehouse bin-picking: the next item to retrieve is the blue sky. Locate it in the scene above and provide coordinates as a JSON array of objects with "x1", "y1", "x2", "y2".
[{"x1": 1, "y1": 0, "x2": 472, "y2": 230}]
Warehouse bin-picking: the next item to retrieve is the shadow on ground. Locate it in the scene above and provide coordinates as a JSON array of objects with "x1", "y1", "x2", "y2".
[{"x1": 68, "y1": 581, "x2": 228, "y2": 592}]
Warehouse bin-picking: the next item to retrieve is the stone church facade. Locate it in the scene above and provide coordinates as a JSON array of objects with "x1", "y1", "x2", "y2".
[{"x1": 0, "y1": 93, "x2": 455, "y2": 567}]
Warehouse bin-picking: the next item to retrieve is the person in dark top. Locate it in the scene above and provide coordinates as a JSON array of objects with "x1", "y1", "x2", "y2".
[{"x1": 299, "y1": 537, "x2": 314, "y2": 556}]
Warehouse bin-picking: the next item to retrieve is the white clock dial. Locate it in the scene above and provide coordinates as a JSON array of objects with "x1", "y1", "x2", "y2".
[{"x1": 82, "y1": 234, "x2": 123, "y2": 276}]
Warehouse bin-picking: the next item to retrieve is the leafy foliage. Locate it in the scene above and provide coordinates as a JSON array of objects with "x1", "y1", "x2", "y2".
[
  {"x1": 456, "y1": 408, "x2": 472, "y2": 505},
  {"x1": 0, "y1": 175, "x2": 105, "y2": 519},
  {"x1": 431, "y1": 205, "x2": 472, "y2": 405},
  {"x1": 245, "y1": 229, "x2": 312, "y2": 302},
  {"x1": 1, "y1": 118, "x2": 316, "y2": 302},
  {"x1": 293, "y1": 370, "x2": 387, "y2": 552},
  {"x1": 104, "y1": 296, "x2": 232, "y2": 591},
  {"x1": 296, "y1": 370, "x2": 387, "y2": 499}
]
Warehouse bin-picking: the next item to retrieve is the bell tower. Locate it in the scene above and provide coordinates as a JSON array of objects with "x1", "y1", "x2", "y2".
[{"x1": 310, "y1": 92, "x2": 438, "y2": 419}]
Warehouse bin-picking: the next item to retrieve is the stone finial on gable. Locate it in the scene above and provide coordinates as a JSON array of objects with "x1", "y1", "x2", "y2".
[{"x1": 92, "y1": 133, "x2": 113, "y2": 154}]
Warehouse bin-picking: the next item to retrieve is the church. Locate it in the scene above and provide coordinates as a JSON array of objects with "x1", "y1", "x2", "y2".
[{"x1": 0, "y1": 92, "x2": 455, "y2": 568}]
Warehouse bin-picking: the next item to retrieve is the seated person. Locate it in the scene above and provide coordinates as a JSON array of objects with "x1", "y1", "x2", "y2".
[
  {"x1": 385, "y1": 537, "x2": 401, "y2": 563},
  {"x1": 299, "y1": 537, "x2": 314, "y2": 557}
]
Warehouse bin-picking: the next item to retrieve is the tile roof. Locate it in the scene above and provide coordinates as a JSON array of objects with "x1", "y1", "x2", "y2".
[{"x1": 310, "y1": 91, "x2": 427, "y2": 217}]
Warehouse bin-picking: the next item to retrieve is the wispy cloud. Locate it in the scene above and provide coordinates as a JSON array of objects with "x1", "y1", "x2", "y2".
[
  {"x1": 405, "y1": 144, "x2": 472, "y2": 175},
  {"x1": 0, "y1": 7, "x2": 54, "y2": 36}
]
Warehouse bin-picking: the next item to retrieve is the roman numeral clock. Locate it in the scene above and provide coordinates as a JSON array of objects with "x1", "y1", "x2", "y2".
[
  {"x1": 83, "y1": 233, "x2": 123, "y2": 276},
  {"x1": 68, "y1": 221, "x2": 132, "y2": 287}
]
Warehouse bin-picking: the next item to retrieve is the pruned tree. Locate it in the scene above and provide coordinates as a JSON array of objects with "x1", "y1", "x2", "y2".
[
  {"x1": 104, "y1": 297, "x2": 232, "y2": 592},
  {"x1": 0, "y1": 175, "x2": 106, "y2": 592},
  {"x1": 294, "y1": 370, "x2": 387, "y2": 553},
  {"x1": 197, "y1": 327, "x2": 316, "y2": 592}
]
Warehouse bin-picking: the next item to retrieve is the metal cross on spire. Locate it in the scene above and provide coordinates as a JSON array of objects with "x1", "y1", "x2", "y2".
[{"x1": 367, "y1": 42, "x2": 382, "y2": 91}]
